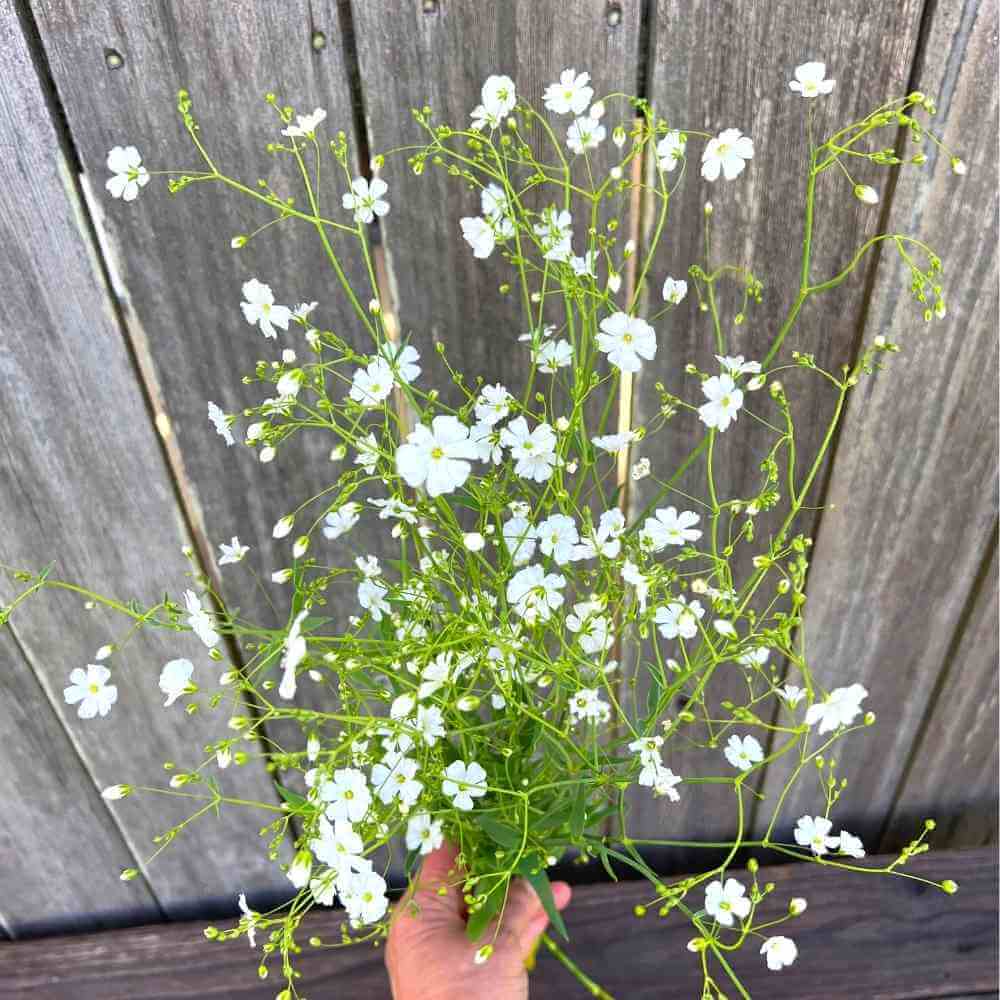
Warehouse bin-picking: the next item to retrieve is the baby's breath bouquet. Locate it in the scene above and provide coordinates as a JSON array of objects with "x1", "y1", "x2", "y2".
[{"x1": 3, "y1": 62, "x2": 967, "y2": 999}]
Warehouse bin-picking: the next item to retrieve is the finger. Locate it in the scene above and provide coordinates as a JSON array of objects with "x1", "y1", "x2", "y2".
[
  {"x1": 404, "y1": 841, "x2": 467, "y2": 922},
  {"x1": 523, "y1": 881, "x2": 572, "y2": 948},
  {"x1": 500, "y1": 878, "x2": 552, "y2": 959}
]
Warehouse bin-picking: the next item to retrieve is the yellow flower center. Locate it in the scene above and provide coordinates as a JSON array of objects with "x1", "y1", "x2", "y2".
[
  {"x1": 88, "y1": 683, "x2": 100, "y2": 694},
  {"x1": 431, "y1": 446, "x2": 444, "y2": 460}
]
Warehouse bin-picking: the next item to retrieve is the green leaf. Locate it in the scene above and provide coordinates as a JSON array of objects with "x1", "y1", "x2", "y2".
[
  {"x1": 596, "y1": 843, "x2": 619, "y2": 882},
  {"x1": 274, "y1": 784, "x2": 308, "y2": 810},
  {"x1": 478, "y1": 813, "x2": 523, "y2": 850},
  {"x1": 520, "y1": 864, "x2": 569, "y2": 941}
]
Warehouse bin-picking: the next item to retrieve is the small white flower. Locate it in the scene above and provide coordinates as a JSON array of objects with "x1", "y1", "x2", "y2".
[
  {"x1": 396, "y1": 416, "x2": 479, "y2": 497},
  {"x1": 341, "y1": 869, "x2": 389, "y2": 924},
  {"x1": 570, "y1": 251, "x2": 597, "y2": 277},
  {"x1": 543, "y1": 68, "x2": 594, "y2": 115},
  {"x1": 64, "y1": 664, "x2": 118, "y2": 719},
  {"x1": 854, "y1": 183, "x2": 880, "y2": 205},
  {"x1": 461, "y1": 216, "x2": 497, "y2": 259},
  {"x1": 324, "y1": 503, "x2": 362, "y2": 540},
  {"x1": 442, "y1": 759, "x2": 488, "y2": 811},
  {"x1": 319, "y1": 767, "x2": 371, "y2": 824},
  {"x1": 631, "y1": 457, "x2": 651, "y2": 481},
  {"x1": 506, "y1": 564, "x2": 566, "y2": 624},
  {"x1": 535, "y1": 338, "x2": 573, "y2": 373},
  {"x1": 500, "y1": 417, "x2": 558, "y2": 483},
  {"x1": 184, "y1": 589, "x2": 220, "y2": 648},
  {"x1": 536, "y1": 513, "x2": 579, "y2": 565},
  {"x1": 342, "y1": 177, "x2": 390, "y2": 224},
  {"x1": 470, "y1": 420, "x2": 504, "y2": 464},
  {"x1": 379, "y1": 343, "x2": 421, "y2": 385},
  {"x1": 475, "y1": 384, "x2": 512, "y2": 425},
  {"x1": 575, "y1": 508, "x2": 625, "y2": 560},
  {"x1": 592, "y1": 431, "x2": 637, "y2": 454},
  {"x1": 804, "y1": 683, "x2": 868, "y2": 734},
  {"x1": 159, "y1": 658, "x2": 194, "y2": 707},
  {"x1": 837, "y1": 830, "x2": 866, "y2": 859},
  {"x1": 761, "y1": 935, "x2": 798, "y2": 971},
  {"x1": 654, "y1": 596, "x2": 706, "y2": 640},
  {"x1": 241, "y1": 278, "x2": 292, "y2": 339},
  {"x1": 567, "y1": 114, "x2": 606, "y2": 155},
  {"x1": 105, "y1": 145, "x2": 149, "y2": 201},
  {"x1": 705, "y1": 878, "x2": 751, "y2": 927},
  {"x1": 662, "y1": 276, "x2": 688, "y2": 305},
  {"x1": 656, "y1": 131, "x2": 686, "y2": 172},
  {"x1": 415, "y1": 704, "x2": 446, "y2": 746},
  {"x1": 218, "y1": 536, "x2": 248, "y2": 566},
  {"x1": 102, "y1": 784, "x2": 129, "y2": 800},
  {"x1": 349, "y1": 358, "x2": 395, "y2": 408},
  {"x1": 794, "y1": 814, "x2": 839, "y2": 856},
  {"x1": 597, "y1": 312, "x2": 657, "y2": 372},
  {"x1": 714, "y1": 619, "x2": 737, "y2": 638},
  {"x1": 622, "y1": 560, "x2": 649, "y2": 610},
  {"x1": 503, "y1": 515, "x2": 538, "y2": 565},
  {"x1": 355, "y1": 433, "x2": 380, "y2": 475},
  {"x1": 370, "y1": 497, "x2": 418, "y2": 524},
  {"x1": 716, "y1": 354, "x2": 762, "y2": 377},
  {"x1": 738, "y1": 646, "x2": 770, "y2": 668},
  {"x1": 238, "y1": 893, "x2": 259, "y2": 948},
  {"x1": 207, "y1": 401, "x2": 235, "y2": 447},
  {"x1": 568, "y1": 687, "x2": 611, "y2": 725},
  {"x1": 641, "y1": 507, "x2": 702, "y2": 551},
  {"x1": 701, "y1": 128, "x2": 754, "y2": 182},
  {"x1": 358, "y1": 578, "x2": 389, "y2": 621},
  {"x1": 566, "y1": 602, "x2": 613, "y2": 655},
  {"x1": 281, "y1": 107, "x2": 327, "y2": 137},
  {"x1": 278, "y1": 610, "x2": 309, "y2": 700},
  {"x1": 652, "y1": 766, "x2": 683, "y2": 801},
  {"x1": 371, "y1": 755, "x2": 423, "y2": 807},
  {"x1": 698, "y1": 374, "x2": 744, "y2": 432},
  {"x1": 481, "y1": 75, "x2": 516, "y2": 117},
  {"x1": 724, "y1": 733, "x2": 765, "y2": 771},
  {"x1": 463, "y1": 531, "x2": 486, "y2": 552},
  {"x1": 789, "y1": 61, "x2": 835, "y2": 98},
  {"x1": 406, "y1": 813, "x2": 444, "y2": 855},
  {"x1": 533, "y1": 207, "x2": 573, "y2": 262},
  {"x1": 779, "y1": 684, "x2": 806, "y2": 706}
]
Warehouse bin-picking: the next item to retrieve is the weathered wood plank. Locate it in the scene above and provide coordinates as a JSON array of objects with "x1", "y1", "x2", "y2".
[
  {"x1": 351, "y1": 0, "x2": 643, "y2": 404},
  {"x1": 29, "y1": 0, "x2": 393, "y2": 715},
  {"x1": 756, "y1": 0, "x2": 999, "y2": 848},
  {"x1": 627, "y1": 0, "x2": 926, "y2": 854},
  {"x1": 0, "y1": 632, "x2": 160, "y2": 936},
  {"x1": 881, "y1": 543, "x2": 998, "y2": 851},
  {"x1": 0, "y1": 848, "x2": 993, "y2": 998},
  {"x1": 0, "y1": 0, "x2": 288, "y2": 930}
]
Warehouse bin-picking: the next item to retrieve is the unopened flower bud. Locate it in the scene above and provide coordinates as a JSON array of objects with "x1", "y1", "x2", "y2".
[
  {"x1": 853, "y1": 183, "x2": 879, "y2": 205},
  {"x1": 950, "y1": 157, "x2": 967, "y2": 175},
  {"x1": 790, "y1": 896, "x2": 808, "y2": 915},
  {"x1": 102, "y1": 784, "x2": 131, "y2": 800}
]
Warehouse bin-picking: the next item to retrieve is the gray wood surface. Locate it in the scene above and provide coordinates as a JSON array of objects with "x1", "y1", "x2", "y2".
[
  {"x1": 28, "y1": 0, "x2": 393, "y2": 719},
  {"x1": 0, "y1": 847, "x2": 993, "y2": 999},
  {"x1": 351, "y1": 0, "x2": 643, "y2": 405},
  {"x1": 0, "y1": 0, "x2": 288, "y2": 934},
  {"x1": 627, "y1": 0, "x2": 926, "y2": 854},
  {"x1": 756, "y1": 0, "x2": 999, "y2": 848},
  {"x1": 881, "y1": 544, "x2": 998, "y2": 852}
]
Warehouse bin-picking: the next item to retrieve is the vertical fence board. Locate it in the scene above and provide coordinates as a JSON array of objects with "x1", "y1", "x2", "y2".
[
  {"x1": 0, "y1": 0, "x2": 288, "y2": 931},
  {"x1": 756, "y1": 0, "x2": 999, "y2": 847},
  {"x1": 351, "y1": 0, "x2": 642, "y2": 405},
  {"x1": 627, "y1": 0, "x2": 925, "y2": 854},
  {"x1": 29, "y1": 0, "x2": 392, "y2": 723},
  {"x1": 881, "y1": 544, "x2": 998, "y2": 851},
  {"x1": 0, "y1": 633, "x2": 159, "y2": 936}
]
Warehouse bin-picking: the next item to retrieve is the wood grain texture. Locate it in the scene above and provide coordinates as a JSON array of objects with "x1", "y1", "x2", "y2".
[
  {"x1": 756, "y1": 0, "x2": 999, "y2": 848},
  {"x1": 626, "y1": 0, "x2": 927, "y2": 853},
  {"x1": 0, "y1": 848, "x2": 993, "y2": 999},
  {"x1": 351, "y1": 0, "x2": 643, "y2": 404},
  {"x1": 881, "y1": 543, "x2": 998, "y2": 852},
  {"x1": 29, "y1": 0, "x2": 394, "y2": 715},
  {"x1": 0, "y1": 0, "x2": 288, "y2": 932}
]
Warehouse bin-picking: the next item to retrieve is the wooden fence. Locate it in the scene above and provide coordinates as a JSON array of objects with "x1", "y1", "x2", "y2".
[{"x1": 0, "y1": 0, "x2": 996, "y2": 938}]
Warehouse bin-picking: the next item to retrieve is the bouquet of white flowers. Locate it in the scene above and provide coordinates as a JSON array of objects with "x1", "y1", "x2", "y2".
[{"x1": 3, "y1": 63, "x2": 966, "y2": 998}]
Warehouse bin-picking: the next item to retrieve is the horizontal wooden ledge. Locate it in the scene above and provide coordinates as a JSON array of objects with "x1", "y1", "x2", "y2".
[{"x1": 0, "y1": 847, "x2": 995, "y2": 999}]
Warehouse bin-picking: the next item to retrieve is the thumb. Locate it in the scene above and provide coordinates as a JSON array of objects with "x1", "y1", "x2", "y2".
[{"x1": 502, "y1": 878, "x2": 572, "y2": 960}]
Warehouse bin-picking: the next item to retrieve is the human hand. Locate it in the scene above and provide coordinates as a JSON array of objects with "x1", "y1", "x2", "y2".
[{"x1": 385, "y1": 841, "x2": 572, "y2": 1000}]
